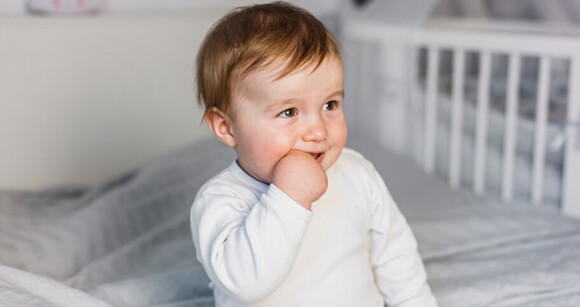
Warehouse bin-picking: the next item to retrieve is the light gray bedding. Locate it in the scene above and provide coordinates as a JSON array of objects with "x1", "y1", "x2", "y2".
[
  {"x1": 350, "y1": 135, "x2": 580, "y2": 306},
  {"x1": 1, "y1": 135, "x2": 580, "y2": 306}
]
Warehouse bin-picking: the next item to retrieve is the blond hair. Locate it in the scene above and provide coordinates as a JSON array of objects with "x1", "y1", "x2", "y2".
[{"x1": 195, "y1": 1, "x2": 341, "y2": 117}]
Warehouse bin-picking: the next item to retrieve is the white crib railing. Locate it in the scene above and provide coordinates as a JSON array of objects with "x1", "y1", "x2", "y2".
[{"x1": 343, "y1": 21, "x2": 580, "y2": 219}]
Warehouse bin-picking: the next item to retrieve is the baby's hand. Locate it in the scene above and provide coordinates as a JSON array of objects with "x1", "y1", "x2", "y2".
[{"x1": 272, "y1": 149, "x2": 328, "y2": 210}]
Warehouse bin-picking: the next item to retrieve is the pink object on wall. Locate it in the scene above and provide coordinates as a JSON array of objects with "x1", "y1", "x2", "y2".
[{"x1": 26, "y1": 0, "x2": 105, "y2": 14}]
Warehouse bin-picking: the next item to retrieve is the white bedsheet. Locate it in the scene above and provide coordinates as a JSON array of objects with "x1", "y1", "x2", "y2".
[
  {"x1": 0, "y1": 264, "x2": 110, "y2": 307},
  {"x1": 1, "y1": 135, "x2": 580, "y2": 306}
]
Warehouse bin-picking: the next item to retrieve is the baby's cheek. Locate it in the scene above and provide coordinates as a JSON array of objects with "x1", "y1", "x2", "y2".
[
  {"x1": 333, "y1": 124, "x2": 348, "y2": 148},
  {"x1": 263, "y1": 141, "x2": 295, "y2": 174}
]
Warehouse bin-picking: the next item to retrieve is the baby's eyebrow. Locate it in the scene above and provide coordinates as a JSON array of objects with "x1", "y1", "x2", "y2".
[
  {"x1": 326, "y1": 90, "x2": 344, "y2": 100},
  {"x1": 264, "y1": 98, "x2": 298, "y2": 113}
]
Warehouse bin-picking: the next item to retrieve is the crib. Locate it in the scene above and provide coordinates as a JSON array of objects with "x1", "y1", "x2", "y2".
[{"x1": 342, "y1": 18, "x2": 580, "y2": 219}]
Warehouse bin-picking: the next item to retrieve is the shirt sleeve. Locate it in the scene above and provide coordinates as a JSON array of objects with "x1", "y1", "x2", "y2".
[
  {"x1": 190, "y1": 184, "x2": 312, "y2": 303},
  {"x1": 365, "y1": 164, "x2": 439, "y2": 307}
]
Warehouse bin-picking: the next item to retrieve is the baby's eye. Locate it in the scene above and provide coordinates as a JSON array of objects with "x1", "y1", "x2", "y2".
[
  {"x1": 278, "y1": 108, "x2": 298, "y2": 118},
  {"x1": 322, "y1": 101, "x2": 338, "y2": 111}
]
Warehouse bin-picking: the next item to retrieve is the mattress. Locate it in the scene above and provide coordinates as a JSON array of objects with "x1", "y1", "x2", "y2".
[{"x1": 1, "y1": 134, "x2": 580, "y2": 306}]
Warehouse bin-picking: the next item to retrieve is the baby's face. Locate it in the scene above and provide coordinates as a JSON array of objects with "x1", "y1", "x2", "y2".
[{"x1": 228, "y1": 56, "x2": 347, "y2": 184}]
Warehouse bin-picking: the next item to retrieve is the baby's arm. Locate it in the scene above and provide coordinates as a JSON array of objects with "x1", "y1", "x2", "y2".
[
  {"x1": 191, "y1": 150, "x2": 326, "y2": 302},
  {"x1": 366, "y1": 166, "x2": 439, "y2": 307}
]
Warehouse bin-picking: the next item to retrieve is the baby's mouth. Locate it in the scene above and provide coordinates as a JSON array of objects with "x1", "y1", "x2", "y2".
[{"x1": 311, "y1": 152, "x2": 324, "y2": 163}]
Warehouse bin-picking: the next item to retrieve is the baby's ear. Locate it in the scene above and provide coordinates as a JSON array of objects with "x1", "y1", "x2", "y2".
[{"x1": 204, "y1": 107, "x2": 236, "y2": 147}]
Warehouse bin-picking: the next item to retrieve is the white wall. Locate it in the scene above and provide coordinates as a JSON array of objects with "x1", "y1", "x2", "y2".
[
  {"x1": 0, "y1": 12, "x2": 224, "y2": 189},
  {"x1": 0, "y1": 0, "x2": 342, "y2": 15}
]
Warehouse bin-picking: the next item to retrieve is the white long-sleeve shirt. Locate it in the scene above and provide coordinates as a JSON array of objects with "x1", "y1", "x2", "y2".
[{"x1": 190, "y1": 148, "x2": 438, "y2": 307}]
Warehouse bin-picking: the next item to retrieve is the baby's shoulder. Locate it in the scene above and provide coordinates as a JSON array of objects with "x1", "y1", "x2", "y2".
[
  {"x1": 335, "y1": 148, "x2": 375, "y2": 173},
  {"x1": 195, "y1": 165, "x2": 258, "y2": 202},
  {"x1": 330, "y1": 148, "x2": 382, "y2": 188}
]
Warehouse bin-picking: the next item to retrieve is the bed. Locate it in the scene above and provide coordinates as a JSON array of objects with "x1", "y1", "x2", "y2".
[
  {"x1": 2, "y1": 5, "x2": 580, "y2": 307},
  {"x1": 2, "y1": 132, "x2": 580, "y2": 306}
]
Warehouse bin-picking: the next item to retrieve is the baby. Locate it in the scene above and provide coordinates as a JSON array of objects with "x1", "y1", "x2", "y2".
[{"x1": 190, "y1": 2, "x2": 438, "y2": 306}]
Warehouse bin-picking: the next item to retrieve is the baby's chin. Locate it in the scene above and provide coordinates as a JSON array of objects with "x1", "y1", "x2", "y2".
[{"x1": 320, "y1": 149, "x2": 343, "y2": 170}]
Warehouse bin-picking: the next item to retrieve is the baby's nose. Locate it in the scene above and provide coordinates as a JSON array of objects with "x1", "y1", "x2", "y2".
[{"x1": 302, "y1": 116, "x2": 328, "y2": 142}]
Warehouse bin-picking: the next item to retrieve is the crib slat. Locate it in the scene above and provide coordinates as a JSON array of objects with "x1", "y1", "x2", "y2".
[
  {"x1": 424, "y1": 46, "x2": 439, "y2": 174},
  {"x1": 449, "y1": 49, "x2": 465, "y2": 188},
  {"x1": 411, "y1": 47, "x2": 424, "y2": 163},
  {"x1": 531, "y1": 56, "x2": 551, "y2": 204},
  {"x1": 358, "y1": 41, "x2": 374, "y2": 132},
  {"x1": 562, "y1": 55, "x2": 580, "y2": 218},
  {"x1": 344, "y1": 39, "x2": 360, "y2": 130},
  {"x1": 501, "y1": 54, "x2": 521, "y2": 201},
  {"x1": 474, "y1": 52, "x2": 491, "y2": 194}
]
